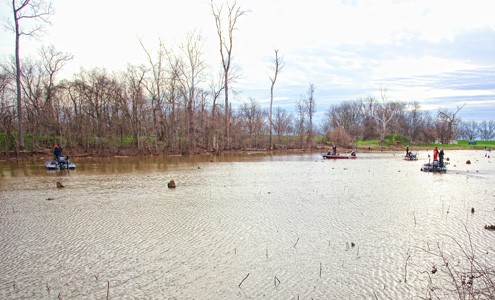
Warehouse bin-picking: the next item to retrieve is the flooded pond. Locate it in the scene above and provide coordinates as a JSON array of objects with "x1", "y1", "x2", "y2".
[{"x1": 1, "y1": 150, "x2": 494, "y2": 299}]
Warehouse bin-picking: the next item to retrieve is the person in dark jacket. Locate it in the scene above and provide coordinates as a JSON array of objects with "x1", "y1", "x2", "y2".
[
  {"x1": 439, "y1": 149, "x2": 444, "y2": 167},
  {"x1": 54, "y1": 144, "x2": 62, "y2": 161}
]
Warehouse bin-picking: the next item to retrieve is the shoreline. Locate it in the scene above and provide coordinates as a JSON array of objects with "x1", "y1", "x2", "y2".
[{"x1": 0, "y1": 144, "x2": 489, "y2": 163}]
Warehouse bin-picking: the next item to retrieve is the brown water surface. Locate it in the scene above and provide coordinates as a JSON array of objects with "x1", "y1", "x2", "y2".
[{"x1": 1, "y1": 150, "x2": 494, "y2": 299}]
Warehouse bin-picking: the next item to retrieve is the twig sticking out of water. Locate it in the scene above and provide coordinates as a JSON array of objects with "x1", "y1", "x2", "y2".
[
  {"x1": 413, "y1": 211, "x2": 417, "y2": 227},
  {"x1": 274, "y1": 276, "x2": 281, "y2": 287},
  {"x1": 373, "y1": 291, "x2": 379, "y2": 300},
  {"x1": 293, "y1": 237, "x2": 299, "y2": 248},
  {"x1": 106, "y1": 280, "x2": 110, "y2": 300},
  {"x1": 319, "y1": 262, "x2": 322, "y2": 277},
  {"x1": 239, "y1": 273, "x2": 250, "y2": 288},
  {"x1": 404, "y1": 252, "x2": 411, "y2": 283}
]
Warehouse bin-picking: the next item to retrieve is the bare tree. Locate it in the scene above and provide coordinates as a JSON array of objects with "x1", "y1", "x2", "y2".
[
  {"x1": 208, "y1": 73, "x2": 224, "y2": 152},
  {"x1": 273, "y1": 107, "x2": 293, "y2": 145},
  {"x1": 139, "y1": 38, "x2": 168, "y2": 146},
  {"x1": 269, "y1": 49, "x2": 283, "y2": 150},
  {"x1": 238, "y1": 98, "x2": 266, "y2": 149},
  {"x1": 9, "y1": 0, "x2": 54, "y2": 150},
  {"x1": 305, "y1": 83, "x2": 316, "y2": 148},
  {"x1": 437, "y1": 104, "x2": 465, "y2": 143},
  {"x1": 39, "y1": 45, "x2": 73, "y2": 135},
  {"x1": 324, "y1": 100, "x2": 362, "y2": 138},
  {"x1": 372, "y1": 86, "x2": 396, "y2": 145},
  {"x1": 478, "y1": 120, "x2": 495, "y2": 141},
  {"x1": 459, "y1": 120, "x2": 479, "y2": 140},
  {"x1": 211, "y1": 0, "x2": 247, "y2": 150},
  {"x1": 295, "y1": 97, "x2": 306, "y2": 148},
  {"x1": 178, "y1": 31, "x2": 207, "y2": 153},
  {"x1": 122, "y1": 64, "x2": 148, "y2": 148}
]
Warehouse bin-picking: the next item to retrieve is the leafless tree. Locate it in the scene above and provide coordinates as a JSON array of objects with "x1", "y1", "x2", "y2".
[
  {"x1": 324, "y1": 100, "x2": 362, "y2": 138},
  {"x1": 39, "y1": 45, "x2": 72, "y2": 135},
  {"x1": 238, "y1": 98, "x2": 266, "y2": 149},
  {"x1": 372, "y1": 86, "x2": 396, "y2": 145},
  {"x1": 121, "y1": 64, "x2": 148, "y2": 148},
  {"x1": 437, "y1": 104, "x2": 465, "y2": 143},
  {"x1": 178, "y1": 31, "x2": 207, "y2": 153},
  {"x1": 139, "y1": 38, "x2": 168, "y2": 146},
  {"x1": 211, "y1": 0, "x2": 247, "y2": 150},
  {"x1": 478, "y1": 120, "x2": 495, "y2": 141},
  {"x1": 269, "y1": 49, "x2": 283, "y2": 150},
  {"x1": 8, "y1": 0, "x2": 54, "y2": 150},
  {"x1": 305, "y1": 83, "x2": 316, "y2": 148},
  {"x1": 295, "y1": 97, "x2": 306, "y2": 148},
  {"x1": 459, "y1": 120, "x2": 479, "y2": 140},
  {"x1": 273, "y1": 107, "x2": 293, "y2": 145},
  {"x1": 208, "y1": 73, "x2": 224, "y2": 152}
]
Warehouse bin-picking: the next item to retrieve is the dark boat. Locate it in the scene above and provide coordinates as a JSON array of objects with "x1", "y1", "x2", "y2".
[
  {"x1": 322, "y1": 151, "x2": 357, "y2": 159},
  {"x1": 420, "y1": 160, "x2": 446, "y2": 173},
  {"x1": 45, "y1": 156, "x2": 76, "y2": 170},
  {"x1": 403, "y1": 153, "x2": 418, "y2": 161}
]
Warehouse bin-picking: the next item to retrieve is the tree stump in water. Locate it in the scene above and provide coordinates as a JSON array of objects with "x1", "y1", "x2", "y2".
[{"x1": 168, "y1": 180, "x2": 176, "y2": 189}]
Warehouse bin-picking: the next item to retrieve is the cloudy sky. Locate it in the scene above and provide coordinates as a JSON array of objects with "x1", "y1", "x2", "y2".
[{"x1": 1, "y1": 0, "x2": 494, "y2": 122}]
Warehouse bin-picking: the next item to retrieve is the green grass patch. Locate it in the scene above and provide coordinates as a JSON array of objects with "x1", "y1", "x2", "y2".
[{"x1": 356, "y1": 134, "x2": 410, "y2": 147}]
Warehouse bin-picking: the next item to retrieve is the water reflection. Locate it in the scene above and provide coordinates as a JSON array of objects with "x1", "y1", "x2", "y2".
[{"x1": 0, "y1": 150, "x2": 493, "y2": 299}]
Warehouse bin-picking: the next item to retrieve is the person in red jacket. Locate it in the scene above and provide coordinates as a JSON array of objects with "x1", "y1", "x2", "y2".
[{"x1": 433, "y1": 147, "x2": 439, "y2": 161}]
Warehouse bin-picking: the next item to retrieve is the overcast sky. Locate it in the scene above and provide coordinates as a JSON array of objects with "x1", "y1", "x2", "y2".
[{"x1": 1, "y1": 0, "x2": 494, "y2": 122}]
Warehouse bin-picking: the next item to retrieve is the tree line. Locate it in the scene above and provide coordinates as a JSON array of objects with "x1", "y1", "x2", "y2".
[
  {"x1": 321, "y1": 96, "x2": 495, "y2": 146},
  {"x1": 1, "y1": 0, "x2": 493, "y2": 156}
]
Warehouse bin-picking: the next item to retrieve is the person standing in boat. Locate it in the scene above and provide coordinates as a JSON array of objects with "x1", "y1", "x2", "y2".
[
  {"x1": 433, "y1": 147, "x2": 439, "y2": 161},
  {"x1": 53, "y1": 144, "x2": 60, "y2": 160},
  {"x1": 406, "y1": 146, "x2": 409, "y2": 156},
  {"x1": 439, "y1": 149, "x2": 444, "y2": 167},
  {"x1": 54, "y1": 144, "x2": 63, "y2": 161},
  {"x1": 332, "y1": 145, "x2": 337, "y2": 155}
]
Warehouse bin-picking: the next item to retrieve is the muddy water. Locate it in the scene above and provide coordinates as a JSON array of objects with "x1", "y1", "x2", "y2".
[{"x1": 1, "y1": 150, "x2": 494, "y2": 299}]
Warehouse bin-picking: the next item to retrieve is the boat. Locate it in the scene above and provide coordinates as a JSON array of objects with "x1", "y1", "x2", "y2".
[
  {"x1": 322, "y1": 151, "x2": 357, "y2": 159},
  {"x1": 403, "y1": 153, "x2": 418, "y2": 161},
  {"x1": 420, "y1": 160, "x2": 446, "y2": 173},
  {"x1": 45, "y1": 156, "x2": 76, "y2": 170}
]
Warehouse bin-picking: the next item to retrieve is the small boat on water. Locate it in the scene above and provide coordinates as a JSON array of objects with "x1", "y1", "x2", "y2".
[
  {"x1": 45, "y1": 156, "x2": 76, "y2": 170},
  {"x1": 403, "y1": 153, "x2": 418, "y2": 161},
  {"x1": 420, "y1": 160, "x2": 446, "y2": 173},
  {"x1": 322, "y1": 151, "x2": 357, "y2": 159}
]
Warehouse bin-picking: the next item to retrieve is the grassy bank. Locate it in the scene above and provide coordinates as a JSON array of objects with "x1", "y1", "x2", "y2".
[{"x1": 355, "y1": 135, "x2": 494, "y2": 150}]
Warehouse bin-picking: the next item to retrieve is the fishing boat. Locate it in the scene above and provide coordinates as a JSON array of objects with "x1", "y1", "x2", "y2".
[
  {"x1": 420, "y1": 160, "x2": 446, "y2": 173},
  {"x1": 322, "y1": 151, "x2": 357, "y2": 159},
  {"x1": 45, "y1": 156, "x2": 76, "y2": 170},
  {"x1": 403, "y1": 153, "x2": 418, "y2": 161}
]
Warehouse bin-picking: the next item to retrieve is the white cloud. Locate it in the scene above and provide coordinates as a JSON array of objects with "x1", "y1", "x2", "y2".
[{"x1": 1, "y1": 0, "x2": 494, "y2": 120}]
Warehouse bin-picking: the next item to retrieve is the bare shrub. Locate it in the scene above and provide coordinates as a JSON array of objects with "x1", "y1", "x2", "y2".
[
  {"x1": 324, "y1": 127, "x2": 354, "y2": 147},
  {"x1": 419, "y1": 224, "x2": 495, "y2": 299}
]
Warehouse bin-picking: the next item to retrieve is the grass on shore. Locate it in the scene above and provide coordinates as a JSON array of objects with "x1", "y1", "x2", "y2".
[{"x1": 356, "y1": 134, "x2": 495, "y2": 150}]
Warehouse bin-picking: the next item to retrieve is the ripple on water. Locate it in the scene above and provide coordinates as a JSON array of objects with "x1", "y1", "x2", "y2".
[{"x1": 0, "y1": 150, "x2": 494, "y2": 299}]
